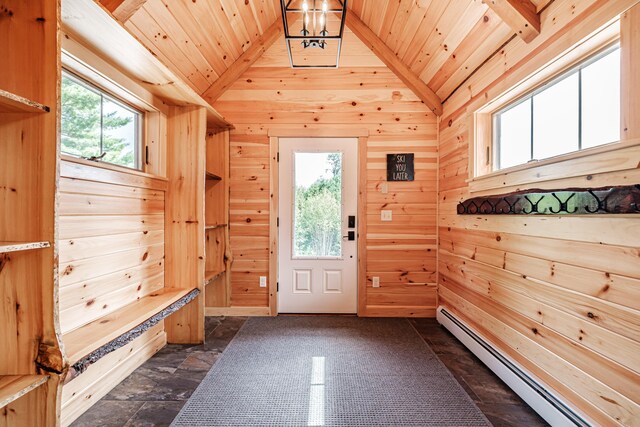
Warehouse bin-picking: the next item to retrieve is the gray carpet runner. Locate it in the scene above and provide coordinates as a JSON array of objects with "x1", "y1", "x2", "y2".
[{"x1": 171, "y1": 316, "x2": 492, "y2": 426}]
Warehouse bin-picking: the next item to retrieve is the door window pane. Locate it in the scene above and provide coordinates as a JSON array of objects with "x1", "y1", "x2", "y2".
[
  {"x1": 497, "y1": 98, "x2": 531, "y2": 169},
  {"x1": 533, "y1": 72, "x2": 579, "y2": 159},
  {"x1": 293, "y1": 152, "x2": 342, "y2": 258},
  {"x1": 582, "y1": 48, "x2": 620, "y2": 148}
]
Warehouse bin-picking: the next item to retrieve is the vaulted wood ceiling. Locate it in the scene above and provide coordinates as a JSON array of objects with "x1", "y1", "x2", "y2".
[{"x1": 99, "y1": 0, "x2": 553, "y2": 112}]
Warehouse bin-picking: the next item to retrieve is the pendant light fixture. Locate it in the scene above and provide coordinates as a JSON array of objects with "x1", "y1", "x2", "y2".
[{"x1": 280, "y1": 0, "x2": 347, "y2": 68}]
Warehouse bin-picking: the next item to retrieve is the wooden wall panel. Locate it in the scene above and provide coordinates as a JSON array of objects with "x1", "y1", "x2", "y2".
[
  {"x1": 58, "y1": 162, "x2": 165, "y2": 335},
  {"x1": 437, "y1": 1, "x2": 640, "y2": 424},
  {"x1": 227, "y1": 134, "x2": 271, "y2": 308},
  {"x1": 216, "y1": 30, "x2": 438, "y2": 315},
  {"x1": 164, "y1": 105, "x2": 206, "y2": 343}
]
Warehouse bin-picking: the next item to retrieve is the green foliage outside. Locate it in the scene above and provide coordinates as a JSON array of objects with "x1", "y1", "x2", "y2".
[
  {"x1": 60, "y1": 75, "x2": 136, "y2": 168},
  {"x1": 294, "y1": 153, "x2": 342, "y2": 257}
]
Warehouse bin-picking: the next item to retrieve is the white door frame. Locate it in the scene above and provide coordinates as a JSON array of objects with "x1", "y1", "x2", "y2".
[{"x1": 268, "y1": 130, "x2": 368, "y2": 316}]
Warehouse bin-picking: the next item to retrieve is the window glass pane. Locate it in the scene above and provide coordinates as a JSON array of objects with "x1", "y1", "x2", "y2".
[
  {"x1": 497, "y1": 99, "x2": 531, "y2": 169},
  {"x1": 61, "y1": 75, "x2": 101, "y2": 159},
  {"x1": 102, "y1": 97, "x2": 138, "y2": 168},
  {"x1": 533, "y1": 72, "x2": 579, "y2": 159},
  {"x1": 293, "y1": 152, "x2": 342, "y2": 258},
  {"x1": 582, "y1": 48, "x2": 620, "y2": 148}
]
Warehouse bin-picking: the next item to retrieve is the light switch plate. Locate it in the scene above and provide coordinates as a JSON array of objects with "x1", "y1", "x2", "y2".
[
  {"x1": 259, "y1": 276, "x2": 267, "y2": 287},
  {"x1": 372, "y1": 276, "x2": 380, "y2": 288},
  {"x1": 381, "y1": 183, "x2": 388, "y2": 194},
  {"x1": 381, "y1": 210, "x2": 392, "y2": 221}
]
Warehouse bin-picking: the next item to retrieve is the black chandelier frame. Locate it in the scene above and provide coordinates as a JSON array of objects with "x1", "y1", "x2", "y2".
[{"x1": 280, "y1": 0, "x2": 348, "y2": 68}]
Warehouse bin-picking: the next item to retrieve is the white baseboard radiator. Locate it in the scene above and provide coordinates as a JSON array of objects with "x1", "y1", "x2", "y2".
[{"x1": 436, "y1": 307, "x2": 592, "y2": 427}]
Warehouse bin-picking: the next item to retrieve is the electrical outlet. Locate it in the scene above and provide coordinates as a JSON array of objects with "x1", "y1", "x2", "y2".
[
  {"x1": 372, "y1": 276, "x2": 380, "y2": 288},
  {"x1": 259, "y1": 276, "x2": 267, "y2": 287},
  {"x1": 381, "y1": 210, "x2": 392, "y2": 221}
]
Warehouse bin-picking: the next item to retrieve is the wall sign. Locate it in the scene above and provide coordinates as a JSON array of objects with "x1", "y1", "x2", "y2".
[{"x1": 387, "y1": 153, "x2": 414, "y2": 181}]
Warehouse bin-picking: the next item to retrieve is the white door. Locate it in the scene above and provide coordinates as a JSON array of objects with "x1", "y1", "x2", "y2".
[{"x1": 278, "y1": 138, "x2": 358, "y2": 313}]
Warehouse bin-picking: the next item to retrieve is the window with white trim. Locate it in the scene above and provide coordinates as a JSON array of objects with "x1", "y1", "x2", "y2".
[
  {"x1": 61, "y1": 70, "x2": 142, "y2": 170},
  {"x1": 492, "y1": 45, "x2": 620, "y2": 171}
]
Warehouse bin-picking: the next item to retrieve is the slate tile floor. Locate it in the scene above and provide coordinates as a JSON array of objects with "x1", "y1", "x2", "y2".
[{"x1": 72, "y1": 317, "x2": 547, "y2": 427}]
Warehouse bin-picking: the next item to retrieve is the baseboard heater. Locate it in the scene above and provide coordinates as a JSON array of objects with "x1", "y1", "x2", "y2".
[{"x1": 436, "y1": 307, "x2": 592, "y2": 427}]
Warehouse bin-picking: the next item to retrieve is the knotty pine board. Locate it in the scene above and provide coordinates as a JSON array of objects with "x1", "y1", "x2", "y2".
[{"x1": 58, "y1": 167, "x2": 165, "y2": 335}]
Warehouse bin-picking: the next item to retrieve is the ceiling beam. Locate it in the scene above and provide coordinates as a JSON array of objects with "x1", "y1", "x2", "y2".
[
  {"x1": 345, "y1": 10, "x2": 443, "y2": 116},
  {"x1": 202, "y1": 20, "x2": 283, "y2": 104},
  {"x1": 484, "y1": 0, "x2": 541, "y2": 43},
  {"x1": 101, "y1": 0, "x2": 147, "y2": 22}
]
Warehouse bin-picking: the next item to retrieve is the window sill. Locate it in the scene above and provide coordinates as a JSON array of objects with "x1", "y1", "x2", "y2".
[
  {"x1": 61, "y1": 154, "x2": 168, "y2": 191},
  {"x1": 467, "y1": 138, "x2": 640, "y2": 194}
]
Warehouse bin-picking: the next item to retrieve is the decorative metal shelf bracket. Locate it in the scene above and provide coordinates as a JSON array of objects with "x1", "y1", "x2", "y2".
[{"x1": 457, "y1": 185, "x2": 640, "y2": 215}]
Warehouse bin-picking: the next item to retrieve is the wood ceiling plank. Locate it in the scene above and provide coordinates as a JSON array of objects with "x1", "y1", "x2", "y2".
[
  {"x1": 392, "y1": 0, "x2": 434, "y2": 58},
  {"x1": 202, "y1": 20, "x2": 283, "y2": 104},
  {"x1": 205, "y1": 1, "x2": 244, "y2": 58},
  {"x1": 219, "y1": 0, "x2": 254, "y2": 52},
  {"x1": 383, "y1": 0, "x2": 414, "y2": 48},
  {"x1": 143, "y1": 0, "x2": 220, "y2": 84},
  {"x1": 346, "y1": 10, "x2": 443, "y2": 115},
  {"x1": 160, "y1": 0, "x2": 236, "y2": 70},
  {"x1": 366, "y1": 0, "x2": 390, "y2": 35},
  {"x1": 409, "y1": 0, "x2": 481, "y2": 76},
  {"x1": 125, "y1": 8, "x2": 210, "y2": 92},
  {"x1": 359, "y1": 0, "x2": 375, "y2": 29},
  {"x1": 350, "y1": 0, "x2": 366, "y2": 17},
  {"x1": 248, "y1": 0, "x2": 270, "y2": 34},
  {"x1": 435, "y1": 21, "x2": 513, "y2": 99},
  {"x1": 484, "y1": 0, "x2": 541, "y2": 43},
  {"x1": 400, "y1": 0, "x2": 450, "y2": 67},
  {"x1": 377, "y1": 0, "x2": 402, "y2": 41},
  {"x1": 264, "y1": 0, "x2": 280, "y2": 24},
  {"x1": 224, "y1": 0, "x2": 262, "y2": 42},
  {"x1": 419, "y1": 0, "x2": 490, "y2": 83},
  {"x1": 428, "y1": 8, "x2": 505, "y2": 92}
]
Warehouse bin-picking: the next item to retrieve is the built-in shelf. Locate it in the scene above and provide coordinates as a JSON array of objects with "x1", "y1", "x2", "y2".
[
  {"x1": 205, "y1": 270, "x2": 225, "y2": 285},
  {"x1": 206, "y1": 172, "x2": 222, "y2": 181},
  {"x1": 63, "y1": 288, "x2": 199, "y2": 366},
  {"x1": 0, "y1": 89, "x2": 50, "y2": 114},
  {"x1": 0, "y1": 241, "x2": 50, "y2": 254},
  {"x1": 205, "y1": 224, "x2": 227, "y2": 230},
  {"x1": 0, "y1": 375, "x2": 49, "y2": 408}
]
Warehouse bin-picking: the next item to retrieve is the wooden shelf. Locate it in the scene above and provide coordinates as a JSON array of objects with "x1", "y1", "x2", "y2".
[
  {"x1": 205, "y1": 269, "x2": 225, "y2": 285},
  {"x1": 63, "y1": 288, "x2": 198, "y2": 366},
  {"x1": 0, "y1": 241, "x2": 50, "y2": 254},
  {"x1": 205, "y1": 224, "x2": 227, "y2": 230},
  {"x1": 206, "y1": 172, "x2": 222, "y2": 181},
  {"x1": 0, "y1": 89, "x2": 50, "y2": 113},
  {"x1": 0, "y1": 375, "x2": 49, "y2": 408}
]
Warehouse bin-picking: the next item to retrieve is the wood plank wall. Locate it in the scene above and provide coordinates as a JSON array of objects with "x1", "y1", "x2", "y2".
[
  {"x1": 438, "y1": 0, "x2": 640, "y2": 425},
  {"x1": 214, "y1": 28, "x2": 438, "y2": 315},
  {"x1": 58, "y1": 159, "x2": 166, "y2": 334},
  {"x1": 164, "y1": 105, "x2": 206, "y2": 343}
]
